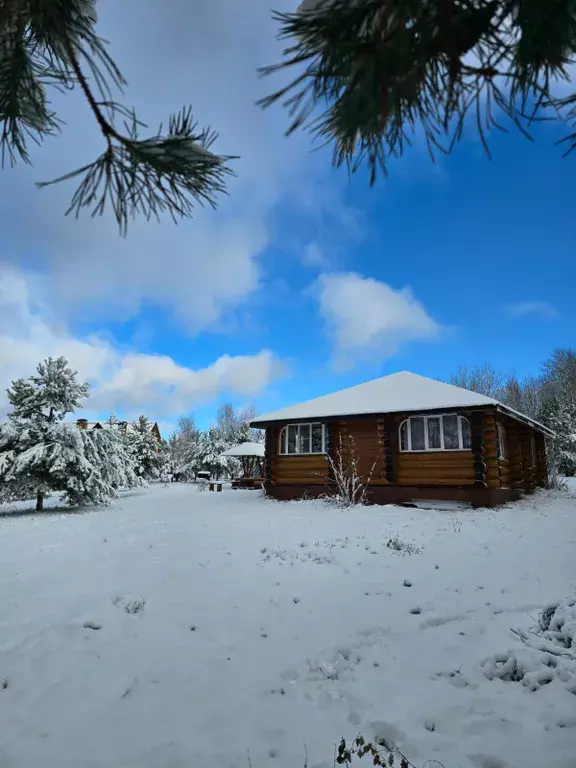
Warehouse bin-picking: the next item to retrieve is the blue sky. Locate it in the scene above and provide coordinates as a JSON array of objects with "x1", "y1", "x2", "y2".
[{"x1": 0, "y1": 1, "x2": 574, "y2": 435}]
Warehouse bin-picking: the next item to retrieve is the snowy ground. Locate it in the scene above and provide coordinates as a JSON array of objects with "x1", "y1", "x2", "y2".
[{"x1": 0, "y1": 485, "x2": 575, "y2": 768}]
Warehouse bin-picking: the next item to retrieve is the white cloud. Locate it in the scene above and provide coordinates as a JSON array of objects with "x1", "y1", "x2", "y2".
[
  {"x1": 301, "y1": 242, "x2": 330, "y2": 268},
  {"x1": 0, "y1": 267, "x2": 284, "y2": 421},
  {"x1": 315, "y1": 272, "x2": 442, "y2": 368},
  {"x1": 0, "y1": 0, "x2": 334, "y2": 332},
  {"x1": 508, "y1": 301, "x2": 558, "y2": 319}
]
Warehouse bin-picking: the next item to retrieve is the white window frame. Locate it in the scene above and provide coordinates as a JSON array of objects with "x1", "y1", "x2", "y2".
[
  {"x1": 279, "y1": 423, "x2": 326, "y2": 456},
  {"x1": 497, "y1": 423, "x2": 507, "y2": 460},
  {"x1": 399, "y1": 414, "x2": 471, "y2": 453}
]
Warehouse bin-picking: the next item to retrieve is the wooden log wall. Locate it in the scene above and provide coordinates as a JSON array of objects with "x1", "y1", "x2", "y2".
[
  {"x1": 332, "y1": 419, "x2": 388, "y2": 485},
  {"x1": 470, "y1": 411, "x2": 488, "y2": 488},
  {"x1": 396, "y1": 450, "x2": 475, "y2": 486},
  {"x1": 266, "y1": 426, "x2": 329, "y2": 486},
  {"x1": 265, "y1": 412, "x2": 547, "y2": 491},
  {"x1": 506, "y1": 420, "x2": 524, "y2": 490},
  {"x1": 482, "y1": 412, "x2": 500, "y2": 489},
  {"x1": 534, "y1": 432, "x2": 548, "y2": 488},
  {"x1": 395, "y1": 413, "x2": 475, "y2": 487},
  {"x1": 518, "y1": 427, "x2": 536, "y2": 491},
  {"x1": 493, "y1": 414, "x2": 546, "y2": 491}
]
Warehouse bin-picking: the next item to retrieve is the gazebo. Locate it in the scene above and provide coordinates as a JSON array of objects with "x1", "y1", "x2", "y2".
[{"x1": 220, "y1": 442, "x2": 265, "y2": 489}]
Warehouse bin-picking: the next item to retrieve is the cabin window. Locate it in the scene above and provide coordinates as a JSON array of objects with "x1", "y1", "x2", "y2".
[
  {"x1": 497, "y1": 423, "x2": 507, "y2": 460},
  {"x1": 399, "y1": 415, "x2": 472, "y2": 452},
  {"x1": 279, "y1": 423, "x2": 326, "y2": 455}
]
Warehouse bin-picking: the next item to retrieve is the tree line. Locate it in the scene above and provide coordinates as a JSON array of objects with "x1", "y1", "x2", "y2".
[
  {"x1": 448, "y1": 348, "x2": 576, "y2": 477},
  {"x1": 164, "y1": 405, "x2": 262, "y2": 483},
  {"x1": 0, "y1": 356, "x2": 262, "y2": 511}
]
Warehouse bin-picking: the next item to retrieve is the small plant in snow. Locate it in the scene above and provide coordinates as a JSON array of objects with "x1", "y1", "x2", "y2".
[
  {"x1": 335, "y1": 735, "x2": 417, "y2": 768},
  {"x1": 402, "y1": 579, "x2": 413, "y2": 588},
  {"x1": 323, "y1": 433, "x2": 378, "y2": 507},
  {"x1": 410, "y1": 606, "x2": 422, "y2": 615},
  {"x1": 124, "y1": 598, "x2": 146, "y2": 614},
  {"x1": 387, "y1": 535, "x2": 422, "y2": 555}
]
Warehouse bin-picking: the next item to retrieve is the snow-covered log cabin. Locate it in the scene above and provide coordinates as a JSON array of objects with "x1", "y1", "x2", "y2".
[{"x1": 251, "y1": 372, "x2": 552, "y2": 507}]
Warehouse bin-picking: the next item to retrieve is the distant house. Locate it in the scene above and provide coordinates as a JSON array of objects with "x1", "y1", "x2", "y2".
[
  {"x1": 76, "y1": 419, "x2": 162, "y2": 442},
  {"x1": 251, "y1": 372, "x2": 553, "y2": 507}
]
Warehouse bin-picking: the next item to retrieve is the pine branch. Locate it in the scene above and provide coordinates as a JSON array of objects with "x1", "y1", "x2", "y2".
[
  {"x1": 0, "y1": 0, "x2": 235, "y2": 234},
  {"x1": 259, "y1": 0, "x2": 576, "y2": 181}
]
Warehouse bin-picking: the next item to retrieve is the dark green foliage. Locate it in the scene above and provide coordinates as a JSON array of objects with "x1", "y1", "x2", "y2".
[
  {"x1": 260, "y1": 0, "x2": 576, "y2": 181},
  {"x1": 0, "y1": 0, "x2": 235, "y2": 233}
]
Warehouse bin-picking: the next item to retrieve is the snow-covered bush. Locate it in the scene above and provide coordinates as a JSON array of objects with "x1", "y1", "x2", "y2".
[{"x1": 481, "y1": 597, "x2": 576, "y2": 695}]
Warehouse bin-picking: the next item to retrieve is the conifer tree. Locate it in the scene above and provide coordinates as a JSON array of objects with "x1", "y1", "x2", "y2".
[
  {"x1": 130, "y1": 415, "x2": 163, "y2": 480},
  {"x1": 261, "y1": 0, "x2": 576, "y2": 181},
  {"x1": 0, "y1": 356, "x2": 140, "y2": 508},
  {"x1": 1, "y1": 357, "x2": 97, "y2": 509}
]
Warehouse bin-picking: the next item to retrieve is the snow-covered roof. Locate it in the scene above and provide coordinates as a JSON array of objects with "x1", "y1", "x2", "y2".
[
  {"x1": 252, "y1": 372, "x2": 552, "y2": 433},
  {"x1": 75, "y1": 420, "x2": 161, "y2": 438},
  {"x1": 220, "y1": 442, "x2": 265, "y2": 458}
]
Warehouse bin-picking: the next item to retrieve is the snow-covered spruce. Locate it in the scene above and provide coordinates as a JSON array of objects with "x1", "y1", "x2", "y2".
[
  {"x1": 0, "y1": 356, "x2": 140, "y2": 510},
  {"x1": 127, "y1": 416, "x2": 164, "y2": 481}
]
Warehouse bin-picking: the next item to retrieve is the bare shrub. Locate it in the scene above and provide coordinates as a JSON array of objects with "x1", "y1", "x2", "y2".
[{"x1": 323, "y1": 433, "x2": 377, "y2": 507}]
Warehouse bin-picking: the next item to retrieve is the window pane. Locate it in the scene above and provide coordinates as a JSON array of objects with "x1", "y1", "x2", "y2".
[
  {"x1": 287, "y1": 424, "x2": 298, "y2": 454},
  {"x1": 443, "y1": 415, "x2": 459, "y2": 449},
  {"x1": 427, "y1": 417, "x2": 441, "y2": 449},
  {"x1": 400, "y1": 421, "x2": 409, "y2": 451},
  {"x1": 299, "y1": 424, "x2": 311, "y2": 454},
  {"x1": 311, "y1": 423, "x2": 323, "y2": 453},
  {"x1": 410, "y1": 417, "x2": 425, "y2": 451},
  {"x1": 498, "y1": 425, "x2": 506, "y2": 459},
  {"x1": 461, "y1": 418, "x2": 471, "y2": 449}
]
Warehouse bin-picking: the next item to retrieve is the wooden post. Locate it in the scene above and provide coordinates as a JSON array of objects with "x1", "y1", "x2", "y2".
[
  {"x1": 470, "y1": 412, "x2": 488, "y2": 488},
  {"x1": 325, "y1": 423, "x2": 334, "y2": 483},
  {"x1": 264, "y1": 428, "x2": 274, "y2": 486},
  {"x1": 381, "y1": 415, "x2": 396, "y2": 483},
  {"x1": 534, "y1": 432, "x2": 548, "y2": 488},
  {"x1": 482, "y1": 412, "x2": 499, "y2": 488},
  {"x1": 507, "y1": 423, "x2": 524, "y2": 490},
  {"x1": 209, "y1": 482, "x2": 215, "y2": 492},
  {"x1": 519, "y1": 428, "x2": 536, "y2": 491},
  {"x1": 36, "y1": 490, "x2": 44, "y2": 512}
]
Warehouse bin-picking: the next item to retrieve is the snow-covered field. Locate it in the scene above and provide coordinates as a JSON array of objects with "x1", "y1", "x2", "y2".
[{"x1": 0, "y1": 486, "x2": 575, "y2": 768}]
